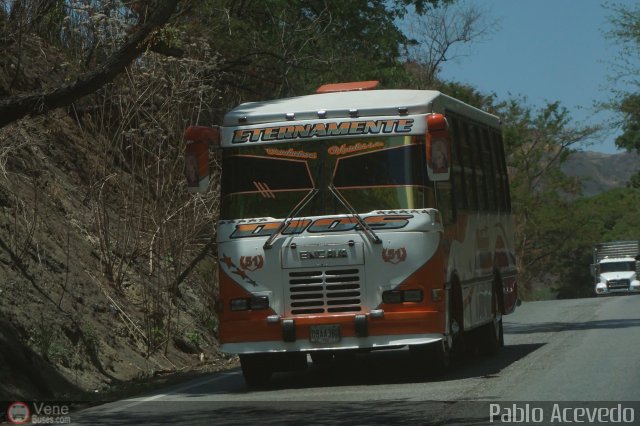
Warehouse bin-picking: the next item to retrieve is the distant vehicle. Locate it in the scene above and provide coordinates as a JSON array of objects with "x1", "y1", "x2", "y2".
[
  {"x1": 184, "y1": 81, "x2": 519, "y2": 385},
  {"x1": 591, "y1": 241, "x2": 640, "y2": 295}
]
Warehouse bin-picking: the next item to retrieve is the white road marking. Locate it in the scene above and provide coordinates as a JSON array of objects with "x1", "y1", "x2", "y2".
[{"x1": 103, "y1": 371, "x2": 238, "y2": 413}]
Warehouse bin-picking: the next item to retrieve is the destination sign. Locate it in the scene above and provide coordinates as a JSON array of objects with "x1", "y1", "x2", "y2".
[{"x1": 231, "y1": 119, "x2": 414, "y2": 143}]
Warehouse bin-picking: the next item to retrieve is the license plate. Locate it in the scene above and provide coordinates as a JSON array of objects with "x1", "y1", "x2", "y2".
[{"x1": 309, "y1": 324, "x2": 341, "y2": 344}]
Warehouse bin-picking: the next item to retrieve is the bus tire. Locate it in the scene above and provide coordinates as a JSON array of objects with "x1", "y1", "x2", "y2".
[
  {"x1": 480, "y1": 284, "x2": 503, "y2": 355},
  {"x1": 310, "y1": 351, "x2": 334, "y2": 366},
  {"x1": 240, "y1": 354, "x2": 272, "y2": 387},
  {"x1": 449, "y1": 277, "x2": 466, "y2": 356},
  {"x1": 429, "y1": 339, "x2": 451, "y2": 373},
  {"x1": 410, "y1": 339, "x2": 451, "y2": 377},
  {"x1": 333, "y1": 350, "x2": 357, "y2": 364}
]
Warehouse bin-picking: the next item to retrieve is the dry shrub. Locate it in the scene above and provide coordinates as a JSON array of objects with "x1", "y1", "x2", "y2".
[{"x1": 82, "y1": 48, "x2": 222, "y2": 355}]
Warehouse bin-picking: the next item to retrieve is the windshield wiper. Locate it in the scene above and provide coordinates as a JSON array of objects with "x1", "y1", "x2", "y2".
[
  {"x1": 263, "y1": 188, "x2": 319, "y2": 249},
  {"x1": 328, "y1": 183, "x2": 382, "y2": 245}
]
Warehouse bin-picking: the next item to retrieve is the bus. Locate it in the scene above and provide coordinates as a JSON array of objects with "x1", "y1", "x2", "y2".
[{"x1": 184, "y1": 81, "x2": 518, "y2": 385}]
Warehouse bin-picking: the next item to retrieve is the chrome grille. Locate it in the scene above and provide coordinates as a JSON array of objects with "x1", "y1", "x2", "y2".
[
  {"x1": 288, "y1": 268, "x2": 362, "y2": 315},
  {"x1": 608, "y1": 279, "x2": 630, "y2": 289}
]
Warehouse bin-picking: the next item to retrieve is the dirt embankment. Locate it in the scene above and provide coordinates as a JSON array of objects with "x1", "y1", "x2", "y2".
[{"x1": 0, "y1": 35, "x2": 230, "y2": 401}]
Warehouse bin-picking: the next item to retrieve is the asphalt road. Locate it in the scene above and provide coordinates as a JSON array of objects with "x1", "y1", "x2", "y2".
[{"x1": 71, "y1": 295, "x2": 640, "y2": 425}]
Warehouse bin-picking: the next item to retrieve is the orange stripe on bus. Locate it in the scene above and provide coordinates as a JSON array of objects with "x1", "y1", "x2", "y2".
[
  {"x1": 218, "y1": 269, "x2": 279, "y2": 343},
  {"x1": 219, "y1": 246, "x2": 450, "y2": 343}
]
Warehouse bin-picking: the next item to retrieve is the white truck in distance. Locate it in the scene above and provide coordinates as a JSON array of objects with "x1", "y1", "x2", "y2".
[{"x1": 592, "y1": 241, "x2": 640, "y2": 295}]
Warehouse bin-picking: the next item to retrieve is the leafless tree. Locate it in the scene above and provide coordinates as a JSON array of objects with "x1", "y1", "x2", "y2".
[{"x1": 404, "y1": 2, "x2": 498, "y2": 87}]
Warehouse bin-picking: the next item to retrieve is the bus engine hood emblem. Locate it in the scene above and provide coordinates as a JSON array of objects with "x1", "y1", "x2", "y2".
[
  {"x1": 240, "y1": 255, "x2": 264, "y2": 271},
  {"x1": 299, "y1": 248, "x2": 348, "y2": 260},
  {"x1": 382, "y1": 248, "x2": 407, "y2": 264}
]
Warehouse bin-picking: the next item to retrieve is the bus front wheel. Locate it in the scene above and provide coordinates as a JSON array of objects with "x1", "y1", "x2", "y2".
[
  {"x1": 239, "y1": 354, "x2": 272, "y2": 387},
  {"x1": 410, "y1": 339, "x2": 451, "y2": 377},
  {"x1": 479, "y1": 285, "x2": 504, "y2": 355}
]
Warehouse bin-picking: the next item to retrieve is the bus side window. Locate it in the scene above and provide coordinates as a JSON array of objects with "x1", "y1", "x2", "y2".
[
  {"x1": 461, "y1": 121, "x2": 478, "y2": 211},
  {"x1": 481, "y1": 127, "x2": 498, "y2": 212},
  {"x1": 450, "y1": 116, "x2": 468, "y2": 211},
  {"x1": 433, "y1": 114, "x2": 456, "y2": 224},
  {"x1": 490, "y1": 130, "x2": 505, "y2": 212},
  {"x1": 495, "y1": 131, "x2": 511, "y2": 212},
  {"x1": 469, "y1": 124, "x2": 487, "y2": 212},
  {"x1": 435, "y1": 181, "x2": 455, "y2": 225}
]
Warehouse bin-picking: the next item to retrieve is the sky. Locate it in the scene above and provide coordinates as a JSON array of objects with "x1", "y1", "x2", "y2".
[{"x1": 434, "y1": 0, "x2": 634, "y2": 154}]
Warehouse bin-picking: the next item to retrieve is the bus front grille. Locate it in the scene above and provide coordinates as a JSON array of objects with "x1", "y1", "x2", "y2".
[
  {"x1": 608, "y1": 279, "x2": 630, "y2": 289},
  {"x1": 288, "y1": 268, "x2": 362, "y2": 315}
]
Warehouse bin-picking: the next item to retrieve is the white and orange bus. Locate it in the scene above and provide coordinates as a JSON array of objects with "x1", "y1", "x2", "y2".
[{"x1": 185, "y1": 81, "x2": 518, "y2": 385}]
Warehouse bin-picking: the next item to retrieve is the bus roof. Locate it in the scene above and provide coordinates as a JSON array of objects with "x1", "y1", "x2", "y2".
[
  {"x1": 223, "y1": 89, "x2": 501, "y2": 128},
  {"x1": 600, "y1": 257, "x2": 637, "y2": 263}
]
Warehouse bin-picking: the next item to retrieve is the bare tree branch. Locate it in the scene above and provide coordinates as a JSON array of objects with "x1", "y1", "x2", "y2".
[
  {"x1": 404, "y1": 2, "x2": 497, "y2": 87},
  {"x1": 0, "y1": 0, "x2": 180, "y2": 129}
]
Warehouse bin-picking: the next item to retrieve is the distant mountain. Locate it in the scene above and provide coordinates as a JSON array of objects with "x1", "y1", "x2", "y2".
[{"x1": 561, "y1": 151, "x2": 639, "y2": 196}]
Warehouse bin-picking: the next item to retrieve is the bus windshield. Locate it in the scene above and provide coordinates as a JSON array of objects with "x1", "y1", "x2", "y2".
[
  {"x1": 600, "y1": 262, "x2": 637, "y2": 273},
  {"x1": 220, "y1": 136, "x2": 434, "y2": 220}
]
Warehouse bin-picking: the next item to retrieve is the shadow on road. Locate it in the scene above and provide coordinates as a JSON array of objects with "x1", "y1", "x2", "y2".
[
  {"x1": 169, "y1": 342, "x2": 542, "y2": 394},
  {"x1": 72, "y1": 344, "x2": 544, "y2": 425},
  {"x1": 504, "y1": 318, "x2": 640, "y2": 334},
  {"x1": 74, "y1": 399, "x2": 496, "y2": 425}
]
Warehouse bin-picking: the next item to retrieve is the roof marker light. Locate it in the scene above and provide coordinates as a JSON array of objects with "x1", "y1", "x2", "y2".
[{"x1": 315, "y1": 80, "x2": 380, "y2": 94}]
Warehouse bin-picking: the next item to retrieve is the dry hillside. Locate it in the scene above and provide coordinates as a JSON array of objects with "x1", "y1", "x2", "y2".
[
  {"x1": 0, "y1": 32, "x2": 231, "y2": 401},
  {"x1": 562, "y1": 150, "x2": 640, "y2": 196}
]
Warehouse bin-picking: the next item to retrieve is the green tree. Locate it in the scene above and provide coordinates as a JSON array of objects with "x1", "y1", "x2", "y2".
[
  {"x1": 556, "y1": 187, "x2": 640, "y2": 298},
  {"x1": 614, "y1": 94, "x2": 640, "y2": 153},
  {"x1": 605, "y1": 2, "x2": 640, "y2": 185},
  {"x1": 499, "y1": 99, "x2": 600, "y2": 298},
  {"x1": 173, "y1": 0, "x2": 454, "y2": 108},
  {"x1": 433, "y1": 80, "x2": 497, "y2": 112}
]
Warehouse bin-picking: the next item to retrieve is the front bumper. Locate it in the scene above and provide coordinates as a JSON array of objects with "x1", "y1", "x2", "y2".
[
  {"x1": 595, "y1": 282, "x2": 640, "y2": 295},
  {"x1": 221, "y1": 333, "x2": 444, "y2": 354},
  {"x1": 220, "y1": 310, "x2": 445, "y2": 354}
]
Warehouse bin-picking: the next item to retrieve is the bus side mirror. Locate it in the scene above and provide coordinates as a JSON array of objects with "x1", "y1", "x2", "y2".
[
  {"x1": 184, "y1": 126, "x2": 220, "y2": 193},
  {"x1": 426, "y1": 114, "x2": 451, "y2": 182}
]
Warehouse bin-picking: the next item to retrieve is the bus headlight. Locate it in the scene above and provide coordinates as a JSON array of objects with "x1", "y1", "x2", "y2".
[
  {"x1": 230, "y1": 296, "x2": 270, "y2": 311},
  {"x1": 230, "y1": 298, "x2": 249, "y2": 311},
  {"x1": 382, "y1": 289, "x2": 423, "y2": 303},
  {"x1": 403, "y1": 289, "x2": 423, "y2": 302},
  {"x1": 250, "y1": 296, "x2": 270, "y2": 310},
  {"x1": 382, "y1": 290, "x2": 403, "y2": 303}
]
